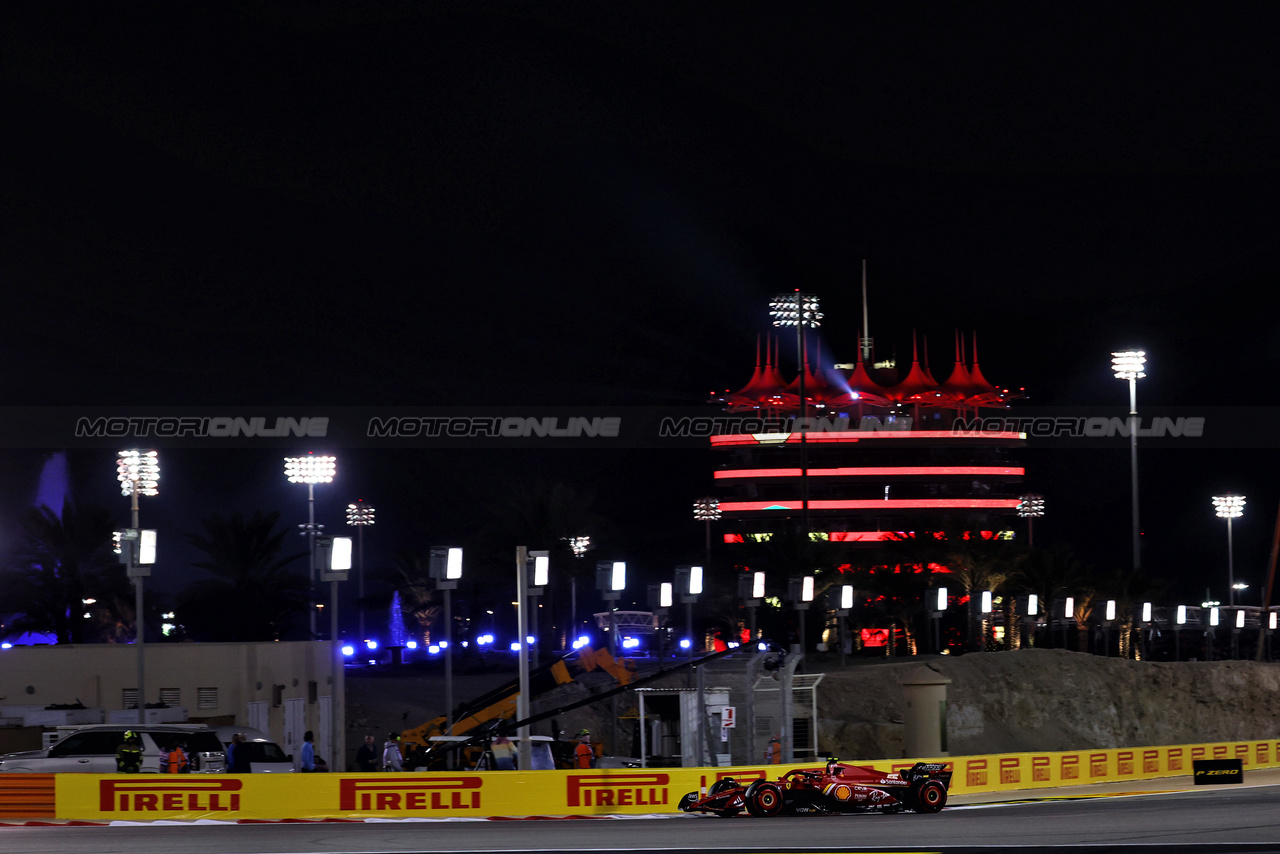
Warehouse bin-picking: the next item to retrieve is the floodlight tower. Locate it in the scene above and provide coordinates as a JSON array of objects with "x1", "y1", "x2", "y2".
[
  {"x1": 692, "y1": 497, "x2": 721, "y2": 568},
  {"x1": 346, "y1": 501, "x2": 376, "y2": 642},
  {"x1": 1111, "y1": 350, "x2": 1146, "y2": 570},
  {"x1": 1017, "y1": 494, "x2": 1045, "y2": 548},
  {"x1": 117, "y1": 449, "x2": 159, "y2": 725},
  {"x1": 771, "y1": 291, "x2": 822, "y2": 538},
  {"x1": 566, "y1": 535, "x2": 590, "y2": 643},
  {"x1": 285, "y1": 454, "x2": 337, "y2": 638},
  {"x1": 1213, "y1": 494, "x2": 1246, "y2": 606}
]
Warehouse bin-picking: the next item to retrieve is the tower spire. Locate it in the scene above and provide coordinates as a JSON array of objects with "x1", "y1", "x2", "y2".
[{"x1": 860, "y1": 259, "x2": 872, "y2": 363}]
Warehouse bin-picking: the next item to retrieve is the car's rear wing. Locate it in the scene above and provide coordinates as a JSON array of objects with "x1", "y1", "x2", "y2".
[{"x1": 904, "y1": 762, "x2": 953, "y2": 786}]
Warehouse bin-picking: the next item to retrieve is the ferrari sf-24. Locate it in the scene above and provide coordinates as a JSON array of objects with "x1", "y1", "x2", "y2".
[{"x1": 678, "y1": 760, "x2": 952, "y2": 817}]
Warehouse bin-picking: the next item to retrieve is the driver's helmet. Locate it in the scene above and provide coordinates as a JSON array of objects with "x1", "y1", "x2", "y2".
[
  {"x1": 825, "y1": 756, "x2": 840, "y2": 773},
  {"x1": 124, "y1": 730, "x2": 137, "y2": 742}
]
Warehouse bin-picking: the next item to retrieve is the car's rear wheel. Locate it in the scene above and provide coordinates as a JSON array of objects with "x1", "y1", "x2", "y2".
[
  {"x1": 744, "y1": 780, "x2": 785, "y2": 817},
  {"x1": 913, "y1": 779, "x2": 947, "y2": 813}
]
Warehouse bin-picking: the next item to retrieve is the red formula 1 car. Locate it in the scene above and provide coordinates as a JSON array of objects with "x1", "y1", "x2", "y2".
[{"x1": 678, "y1": 760, "x2": 952, "y2": 817}]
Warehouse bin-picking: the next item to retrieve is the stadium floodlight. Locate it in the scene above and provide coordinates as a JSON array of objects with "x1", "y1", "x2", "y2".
[
  {"x1": 285, "y1": 454, "x2": 336, "y2": 483},
  {"x1": 285, "y1": 453, "x2": 336, "y2": 639},
  {"x1": 1111, "y1": 350, "x2": 1146, "y2": 571},
  {"x1": 770, "y1": 292, "x2": 822, "y2": 540},
  {"x1": 1017, "y1": 494, "x2": 1045, "y2": 547},
  {"x1": 115, "y1": 449, "x2": 159, "y2": 726},
  {"x1": 1213, "y1": 494, "x2": 1246, "y2": 606},
  {"x1": 346, "y1": 500, "x2": 375, "y2": 642},
  {"x1": 116, "y1": 450, "x2": 160, "y2": 498}
]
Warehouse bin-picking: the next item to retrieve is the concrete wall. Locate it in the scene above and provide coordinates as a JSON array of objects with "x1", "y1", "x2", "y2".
[{"x1": 0, "y1": 642, "x2": 340, "y2": 760}]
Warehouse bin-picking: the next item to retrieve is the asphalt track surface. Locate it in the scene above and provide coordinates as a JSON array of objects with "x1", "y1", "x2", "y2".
[{"x1": 5, "y1": 774, "x2": 1280, "y2": 854}]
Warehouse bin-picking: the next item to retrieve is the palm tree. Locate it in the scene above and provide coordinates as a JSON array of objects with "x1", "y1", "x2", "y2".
[
  {"x1": 1, "y1": 498, "x2": 124, "y2": 644},
  {"x1": 730, "y1": 528, "x2": 841, "y2": 647},
  {"x1": 469, "y1": 479, "x2": 612, "y2": 649},
  {"x1": 1099, "y1": 565, "x2": 1166, "y2": 659},
  {"x1": 176, "y1": 511, "x2": 309, "y2": 641},
  {"x1": 880, "y1": 526, "x2": 1015, "y2": 652},
  {"x1": 1012, "y1": 543, "x2": 1089, "y2": 649},
  {"x1": 385, "y1": 548, "x2": 439, "y2": 642}
]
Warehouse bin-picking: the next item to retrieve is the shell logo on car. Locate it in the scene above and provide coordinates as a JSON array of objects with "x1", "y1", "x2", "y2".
[{"x1": 827, "y1": 783, "x2": 853, "y2": 801}]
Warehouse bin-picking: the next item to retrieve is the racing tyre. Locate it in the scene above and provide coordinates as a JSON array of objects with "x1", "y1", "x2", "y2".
[
  {"x1": 744, "y1": 780, "x2": 785, "y2": 817},
  {"x1": 913, "y1": 779, "x2": 947, "y2": 813}
]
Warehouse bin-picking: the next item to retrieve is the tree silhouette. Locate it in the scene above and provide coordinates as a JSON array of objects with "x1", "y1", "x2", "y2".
[
  {"x1": 2, "y1": 499, "x2": 125, "y2": 644},
  {"x1": 1011, "y1": 543, "x2": 1090, "y2": 648},
  {"x1": 880, "y1": 526, "x2": 1019, "y2": 652},
  {"x1": 176, "y1": 511, "x2": 309, "y2": 641}
]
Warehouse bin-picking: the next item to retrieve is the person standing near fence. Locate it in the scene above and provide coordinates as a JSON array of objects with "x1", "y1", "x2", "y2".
[
  {"x1": 356, "y1": 734, "x2": 379, "y2": 772},
  {"x1": 382, "y1": 732, "x2": 404, "y2": 772},
  {"x1": 300, "y1": 731, "x2": 316, "y2": 772}
]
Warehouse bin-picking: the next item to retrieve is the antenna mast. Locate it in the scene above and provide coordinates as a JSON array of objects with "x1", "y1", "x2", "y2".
[{"x1": 860, "y1": 259, "x2": 872, "y2": 363}]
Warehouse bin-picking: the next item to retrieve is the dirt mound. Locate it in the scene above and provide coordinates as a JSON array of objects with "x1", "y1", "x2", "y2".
[
  {"x1": 816, "y1": 649, "x2": 1280, "y2": 759},
  {"x1": 344, "y1": 649, "x2": 1280, "y2": 766}
]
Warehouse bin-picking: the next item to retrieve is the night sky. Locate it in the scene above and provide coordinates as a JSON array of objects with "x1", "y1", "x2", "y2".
[{"x1": 3, "y1": 4, "x2": 1278, "y2": 633}]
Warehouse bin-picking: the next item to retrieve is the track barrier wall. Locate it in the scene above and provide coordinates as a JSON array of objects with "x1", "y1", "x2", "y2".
[{"x1": 6, "y1": 739, "x2": 1278, "y2": 821}]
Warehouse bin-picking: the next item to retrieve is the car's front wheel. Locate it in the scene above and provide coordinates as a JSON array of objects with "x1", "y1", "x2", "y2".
[{"x1": 744, "y1": 780, "x2": 785, "y2": 817}]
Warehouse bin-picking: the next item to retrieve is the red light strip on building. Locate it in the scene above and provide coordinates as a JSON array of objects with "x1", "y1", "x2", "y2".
[
  {"x1": 709, "y1": 431, "x2": 1025, "y2": 447},
  {"x1": 723, "y1": 531, "x2": 1008, "y2": 543},
  {"x1": 718, "y1": 499, "x2": 1023, "y2": 512},
  {"x1": 714, "y1": 466, "x2": 1025, "y2": 479}
]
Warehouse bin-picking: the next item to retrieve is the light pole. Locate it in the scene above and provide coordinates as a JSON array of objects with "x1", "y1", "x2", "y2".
[
  {"x1": 1213, "y1": 494, "x2": 1246, "y2": 606},
  {"x1": 116, "y1": 449, "x2": 158, "y2": 725},
  {"x1": 430, "y1": 547, "x2": 463, "y2": 734},
  {"x1": 931, "y1": 587, "x2": 948, "y2": 655},
  {"x1": 595, "y1": 561, "x2": 626, "y2": 656},
  {"x1": 692, "y1": 497, "x2": 720, "y2": 568},
  {"x1": 788, "y1": 575, "x2": 814, "y2": 655},
  {"x1": 316, "y1": 535, "x2": 351, "y2": 769},
  {"x1": 1111, "y1": 350, "x2": 1146, "y2": 571},
  {"x1": 738, "y1": 570, "x2": 765, "y2": 644},
  {"x1": 771, "y1": 291, "x2": 823, "y2": 540},
  {"x1": 346, "y1": 501, "x2": 375, "y2": 643},
  {"x1": 595, "y1": 560, "x2": 625, "y2": 756},
  {"x1": 675, "y1": 565, "x2": 703, "y2": 658},
  {"x1": 514, "y1": 548, "x2": 551, "y2": 770},
  {"x1": 1017, "y1": 494, "x2": 1045, "y2": 548},
  {"x1": 836, "y1": 584, "x2": 854, "y2": 666},
  {"x1": 285, "y1": 454, "x2": 337, "y2": 638},
  {"x1": 647, "y1": 582, "x2": 673, "y2": 657}
]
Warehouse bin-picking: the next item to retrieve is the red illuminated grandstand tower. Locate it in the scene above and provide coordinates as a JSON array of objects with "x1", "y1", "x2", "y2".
[{"x1": 709, "y1": 329, "x2": 1026, "y2": 545}]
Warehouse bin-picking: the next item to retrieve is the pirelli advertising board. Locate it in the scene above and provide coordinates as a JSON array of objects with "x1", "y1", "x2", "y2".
[
  {"x1": 47, "y1": 740, "x2": 1280, "y2": 821},
  {"x1": 57, "y1": 769, "x2": 749, "y2": 821}
]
